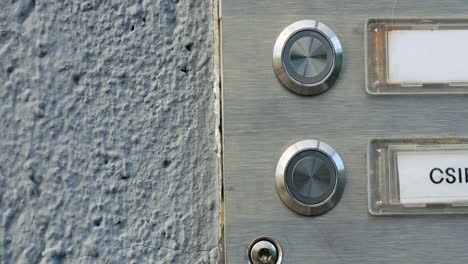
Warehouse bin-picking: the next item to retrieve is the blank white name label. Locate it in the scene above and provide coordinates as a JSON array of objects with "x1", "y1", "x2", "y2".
[
  {"x1": 397, "y1": 150, "x2": 468, "y2": 204},
  {"x1": 388, "y1": 30, "x2": 468, "y2": 84}
]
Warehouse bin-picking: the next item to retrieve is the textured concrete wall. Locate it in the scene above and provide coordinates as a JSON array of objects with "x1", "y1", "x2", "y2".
[{"x1": 0, "y1": 0, "x2": 221, "y2": 263}]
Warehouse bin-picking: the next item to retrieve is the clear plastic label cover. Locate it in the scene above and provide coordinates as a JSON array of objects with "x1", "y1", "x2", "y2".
[
  {"x1": 366, "y1": 19, "x2": 468, "y2": 95},
  {"x1": 368, "y1": 138, "x2": 468, "y2": 215}
]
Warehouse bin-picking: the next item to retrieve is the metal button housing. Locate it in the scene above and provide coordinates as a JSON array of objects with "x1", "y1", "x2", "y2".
[
  {"x1": 273, "y1": 20, "x2": 343, "y2": 95},
  {"x1": 276, "y1": 140, "x2": 345, "y2": 216}
]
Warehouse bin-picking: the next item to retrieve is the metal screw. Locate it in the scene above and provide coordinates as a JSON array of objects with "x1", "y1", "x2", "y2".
[
  {"x1": 258, "y1": 248, "x2": 272, "y2": 263},
  {"x1": 249, "y1": 239, "x2": 281, "y2": 264}
]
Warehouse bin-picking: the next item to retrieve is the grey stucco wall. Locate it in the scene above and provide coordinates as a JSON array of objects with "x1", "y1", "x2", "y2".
[{"x1": 0, "y1": 0, "x2": 221, "y2": 263}]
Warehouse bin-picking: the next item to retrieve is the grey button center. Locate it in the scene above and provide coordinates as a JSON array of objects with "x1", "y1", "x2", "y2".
[
  {"x1": 281, "y1": 30, "x2": 334, "y2": 86},
  {"x1": 289, "y1": 36, "x2": 329, "y2": 78},
  {"x1": 291, "y1": 156, "x2": 333, "y2": 198},
  {"x1": 285, "y1": 150, "x2": 337, "y2": 205}
]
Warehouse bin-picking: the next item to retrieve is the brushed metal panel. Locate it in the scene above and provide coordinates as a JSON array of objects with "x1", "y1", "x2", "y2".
[{"x1": 222, "y1": 1, "x2": 468, "y2": 263}]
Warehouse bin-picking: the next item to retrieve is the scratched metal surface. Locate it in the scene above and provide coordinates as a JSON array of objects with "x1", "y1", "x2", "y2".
[{"x1": 222, "y1": 1, "x2": 468, "y2": 263}]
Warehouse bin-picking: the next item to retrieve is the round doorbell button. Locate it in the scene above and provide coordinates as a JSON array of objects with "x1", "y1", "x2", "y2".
[
  {"x1": 273, "y1": 20, "x2": 343, "y2": 96},
  {"x1": 276, "y1": 140, "x2": 345, "y2": 216}
]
